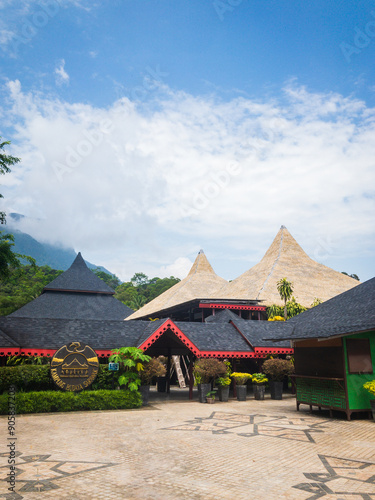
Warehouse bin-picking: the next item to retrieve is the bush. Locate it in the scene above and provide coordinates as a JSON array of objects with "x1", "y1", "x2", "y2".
[
  {"x1": 262, "y1": 358, "x2": 294, "y2": 382},
  {"x1": 140, "y1": 358, "x2": 166, "y2": 384},
  {"x1": 0, "y1": 365, "x2": 53, "y2": 393},
  {"x1": 92, "y1": 364, "x2": 121, "y2": 390},
  {"x1": 194, "y1": 359, "x2": 227, "y2": 384},
  {"x1": 0, "y1": 389, "x2": 142, "y2": 414}
]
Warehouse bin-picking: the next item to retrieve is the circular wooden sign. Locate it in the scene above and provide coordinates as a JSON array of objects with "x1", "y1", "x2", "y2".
[{"x1": 50, "y1": 342, "x2": 99, "y2": 392}]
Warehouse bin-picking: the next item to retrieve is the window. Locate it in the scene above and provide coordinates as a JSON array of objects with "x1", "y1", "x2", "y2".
[{"x1": 346, "y1": 338, "x2": 373, "y2": 374}]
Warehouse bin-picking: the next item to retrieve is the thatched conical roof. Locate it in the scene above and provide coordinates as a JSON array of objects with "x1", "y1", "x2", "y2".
[
  {"x1": 126, "y1": 250, "x2": 227, "y2": 320},
  {"x1": 214, "y1": 226, "x2": 360, "y2": 307}
]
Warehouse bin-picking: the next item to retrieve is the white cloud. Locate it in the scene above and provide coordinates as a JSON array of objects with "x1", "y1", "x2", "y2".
[
  {"x1": 1, "y1": 80, "x2": 375, "y2": 281},
  {"x1": 54, "y1": 59, "x2": 69, "y2": 86}
]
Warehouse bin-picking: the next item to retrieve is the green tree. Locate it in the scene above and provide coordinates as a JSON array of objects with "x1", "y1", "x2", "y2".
[
  {"x1": 131, "y1": 272, "x2": 149, "y2": 287},
  {"x1": 0, "y1": 264, "x2": 62, "y2": 315},
  {"x1": 129, "y1": 295, "x2": 147, "y2": 311},
  {"x1": 277, "y1": 277, "x2": 294, "y2": 320},
  {"x1": 286, "y1": 296, "x2": 307, "y2": 318},
  {"x1": 0, "y1": 138, "x2": 20, "y2": 224},
  {"x1": 92, "y1": 268, "x2": 121, "y2": 289},
  {"x1": 311, "y1": 297, "x2": 322, "y2": 308}
]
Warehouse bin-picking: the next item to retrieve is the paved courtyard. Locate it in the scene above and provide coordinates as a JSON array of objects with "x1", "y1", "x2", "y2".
[{"x1": 1, "y1": 390, "x2": 375, "y2": 499}]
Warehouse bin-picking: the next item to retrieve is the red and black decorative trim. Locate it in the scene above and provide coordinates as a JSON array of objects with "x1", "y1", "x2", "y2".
[
  {"x1": 138, "y1": 319, "x2": 200, "y2": 355},
  {"x1": 0, "y1": 348, "x2": 57, "y2": 357},
  {"x1": 199, "y1": 302, "x2": 266, "y2": 311}
]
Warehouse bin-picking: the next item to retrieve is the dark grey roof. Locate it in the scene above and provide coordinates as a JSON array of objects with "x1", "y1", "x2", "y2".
[
  {"x1": 43, "y1": 252, "x2": 114, "y2": 294},
  {"x1": 205, "y1": 309, "x2": 240, "y2": 323},
  {"x1": 268, "y1": 276, "x2": 375, "y2": 341},
  {"x1": 135, "y1": 318, "x2": 168, "y2": 346},
  {"x1": 0, "y1": 317, "x2": 151, "y2": 351},
  {"x1": 0, "y1": 328, "x2": 19, "y2": 348},
  {"x1": 174, "y1": 321, "x2": 252, "y2": 352},
  {"x1": 231, "y1": 318, "x2": 292, "y2": 347},
  {"x1": 9, "y1": 291, "x2": 133, "y2": 320},
  {"x1": 0, "y1": 314, "x2": 293, "y2": 354}
]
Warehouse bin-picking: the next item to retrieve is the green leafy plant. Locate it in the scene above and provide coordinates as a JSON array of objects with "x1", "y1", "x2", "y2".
[
  {"x1": 363, "y1": 380, "x2": 375, "y2": 397},
  {"x1": 262, "y1": 358, "x2": 294, "y2": 381},
  {"x1": 251, "y1": 373, "x2": 268, "y2": 385},
  {"x1": 206, "y1": 390, "x2": 217, "y2": 400},
  {"x1": 215, "y1": 376, "x2": 231, "y2": 387},
  {"x1": 109, "y1": 347, "x2": 151, "y2": 391},
  {"x1": 194, "y1": 358, "x2": 227, "y2": 384},
  {"x1": 230, "y1": 372, "x2": 252, "y2": 385}
]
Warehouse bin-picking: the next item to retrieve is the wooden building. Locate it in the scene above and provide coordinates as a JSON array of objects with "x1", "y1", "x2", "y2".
[{"x1": 269, "y1": 276, "x2": 375, "y2": 419}]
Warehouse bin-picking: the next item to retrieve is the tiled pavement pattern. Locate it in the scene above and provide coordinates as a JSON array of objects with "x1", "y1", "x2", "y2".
[{"x1": 1, "y1": 392, "x2": 375, "y2": 499}]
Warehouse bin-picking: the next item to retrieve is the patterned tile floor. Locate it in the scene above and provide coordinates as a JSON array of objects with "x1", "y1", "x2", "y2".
[{"x1": 1, "y1": 391, "x2": 375, "y2": 499}]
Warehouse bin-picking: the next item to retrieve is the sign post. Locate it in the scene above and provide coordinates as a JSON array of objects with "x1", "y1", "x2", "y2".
[{"x1": 108, "y1": 362, "x2": 119, "y2": 390}]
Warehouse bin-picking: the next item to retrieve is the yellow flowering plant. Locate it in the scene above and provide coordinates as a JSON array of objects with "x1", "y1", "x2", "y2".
[
  {"x1": 230, "y1": 372, "x2": 252, "y2": 385},
  {"x1": 363, "y1": 380, "x2": 375, "y2": 397},
  {"x1": 251, "y1": 373, "x2": 268, "y2": 385}
]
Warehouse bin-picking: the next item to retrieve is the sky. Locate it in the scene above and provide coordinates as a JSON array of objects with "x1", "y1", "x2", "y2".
[{"x1": 0, "y1": 0, "x2": 374, "y2": 283}]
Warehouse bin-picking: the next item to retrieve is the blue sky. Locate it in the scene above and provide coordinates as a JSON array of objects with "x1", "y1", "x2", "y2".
[{"x1": 0, "y1": 0, "x2": 374, "y2": 286}]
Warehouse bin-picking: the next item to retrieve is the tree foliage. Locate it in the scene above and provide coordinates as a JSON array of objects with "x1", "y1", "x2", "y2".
[
  {"x1": 114, "y1": 273, "x2": 180, "y2": 310},
  {"x1": 267, "y1": 296, "x2": 307, "y2": 320},
  {"x1": 0, "y1": 264, "x2": 63, "y2": 315},
  {"x1": 276, "y1": 277, "x2": 294, "y2": 320},
  {"x1": 0, "y1": 264, "x2": 179, "y2": 316},
  {"x1": 0, "y1": 138, "x2": 20, "y2": 224},
  {"x1": 342, "y1": 271, "x2": 360, "y2": 281}
]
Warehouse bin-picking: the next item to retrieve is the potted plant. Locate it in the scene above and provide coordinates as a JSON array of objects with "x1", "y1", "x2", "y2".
[
  {"x1": 194, "y1": 359, "x2": 227, "y2": 403},
  {"x1": 206, "y1": 390, "x2": 217, "y2": 404},
  {"x1": 251, "y1": 373, "x2": 268, "y2": 400},
  {"x1": 262, "y1": 358, "x2": 294, "y2": 400},
  {"x1": 156, "y1": 356, "x2": 167, "y2": 393},
  {"x1": 363, "y1": 380, "x2": 375, "y2": 420},
  {"x1": 230, "y1": 372, "x2": 252, "y2": 401},
  {"x1": 139, "y1": 358, "x2": 166, "y2": 405},
  {"x1": 215, "y1": 376, "x2": 231, "y2": 402}
]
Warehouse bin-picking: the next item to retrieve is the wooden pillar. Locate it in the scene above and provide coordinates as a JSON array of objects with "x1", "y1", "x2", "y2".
[
  {"x1": 188, "y1": 354, "x2": 194, "y2": 400},
  {"x1": 258, "y1": 311, "x2": 261, "y2": 320},
  {"x1": 166, "y1": 348, "x2": 171, "y2": 394}
]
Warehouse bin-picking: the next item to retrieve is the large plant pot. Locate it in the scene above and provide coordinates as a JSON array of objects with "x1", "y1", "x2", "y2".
[
  {"x1": 370, "y1": 400, "x2": 375, "y2": 421},
  {"x1": 270, "y1": 381, "x2": 283, "y2": 400},
  {"x1": 236, "y1": 385, "x2": 247, "y2": 401},
  {"x1": 219, "y1": 386, "x2": 230, "y2": 402},
  {"x1": 139, "y1": 384, "x2": 150, "y2": 406},
  {"x1": 199, "y1": 383, "x2": 211, "y2": 403},
  {"x1": 157, "y1": 376, "x2": 167, "y2": 393},
  {"x1": 253, "y1": 384, "x2": 265, "y2": 400}
]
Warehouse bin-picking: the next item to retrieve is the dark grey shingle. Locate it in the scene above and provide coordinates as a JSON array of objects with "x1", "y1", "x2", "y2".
[
  {"x1": 43, "y1": 252, "x2": 115, "y2": 294},
  {"x1": 9, "y1": 291, "x2": 133, "y2": 320}
]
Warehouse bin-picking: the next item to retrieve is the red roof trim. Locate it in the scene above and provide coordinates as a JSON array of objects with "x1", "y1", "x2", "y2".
[
  {"x1": 198, "y1": 347, "x2": 293, "y2": 358},
  {"x1": 0, "y1": 348, "x2": 57, "y2": 357},
  {"x1": 138, "y1": 319, "x2": 201, "y2": 355},
  {"x1": 199, "y1": 303, "x2": 266, "y2": 311}
]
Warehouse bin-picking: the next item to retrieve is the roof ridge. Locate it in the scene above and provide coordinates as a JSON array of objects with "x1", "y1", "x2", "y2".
[{"x1": 256, "y1": 225, "x2": 284, "y2": 299}]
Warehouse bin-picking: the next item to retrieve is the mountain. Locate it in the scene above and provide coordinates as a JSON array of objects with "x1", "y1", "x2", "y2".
[{"x1": 4, "y1": 213, "x2": 111, "y2": 273}]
